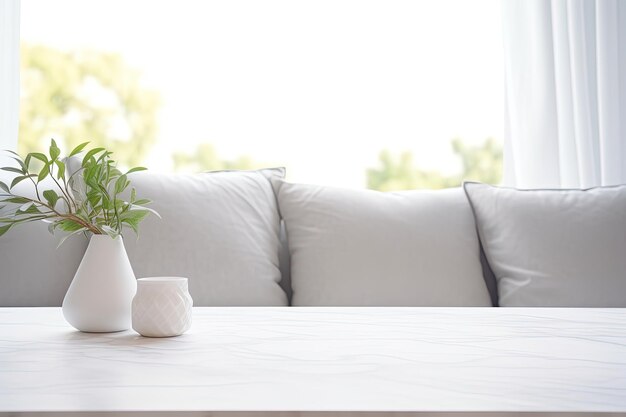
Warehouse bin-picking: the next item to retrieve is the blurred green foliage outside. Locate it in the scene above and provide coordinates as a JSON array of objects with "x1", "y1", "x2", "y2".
[
  {"x1": 172, "y1": 143, "x2": 257, "y2": 173},
  {"x1": 367, "y1": 138, "x2": 502, "y2": 190},
  {"x1": 19, "y1": 44, "x2": 160, "y2": 167}
]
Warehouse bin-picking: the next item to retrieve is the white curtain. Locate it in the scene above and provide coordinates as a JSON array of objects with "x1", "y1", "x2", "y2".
[
  {"x1": 502, "y1": 0, "x2": 626, "y2": 189},
  {"x1": 0, "y1": 0, "x2": 20, "y2": 162}
]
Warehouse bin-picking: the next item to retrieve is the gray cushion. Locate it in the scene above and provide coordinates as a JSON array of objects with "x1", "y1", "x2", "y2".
[
  {"x1": 464, "y1": 182, "x2": 626, "y2": 307},
  {"x1": 124, "y1": 169, "x2": 288, "y2": 306},
  {"x1": 274, "y1": 180, "x2": 492, "y2": 307}
]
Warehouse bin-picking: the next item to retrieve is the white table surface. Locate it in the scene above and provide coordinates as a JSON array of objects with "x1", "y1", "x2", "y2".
[{"x1": 0, "y1": 307, "x2": 625, "y2": 416}]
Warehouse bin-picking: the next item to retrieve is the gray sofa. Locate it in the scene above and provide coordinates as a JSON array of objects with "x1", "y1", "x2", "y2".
[
  {"x1": 0, "y1": 219, "x2": 498, "y2": 307},
  {"x1": 1, "y1": 169, "x2": 624, "y2": 308}
]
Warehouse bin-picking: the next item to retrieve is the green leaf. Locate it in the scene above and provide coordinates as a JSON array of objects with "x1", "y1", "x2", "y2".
[
  {"x1": 43, "y1": 190, "x2": 60, "y2": 208},
  {"x1": 14, "y1": 215, "x2": 49, "y2": 223},
  {"x1": 38, "y1": 163, "x2": 49, "y2": 182},
  {"x1": 120, "y1": 209, "x2": 150, "y2": 229},
  {"x1": 130, "y1": 187, "x2": 136, "y2": 203},
  {"x1": 0, "y1": 181, "x2": 8, "y2": 193},
  {"x1": 132, "y1": 198, "x2": 151, "y2": 206},
  {"x1": 56, "y1": 227, "x2": 87, "y2": 248},
  {"x1": 100, "y1": 194, "x2": 110, "y2": 210},
  {"x1": 11, "y1": 174, "x2": 37, "y2": 188},
  {"x1": 87, "y1": 190, "x2": 102, "y2": 207},
  {"x1": 0, "y1": 216, "x2": 44, "y2": 224},
  {"x1": 16, "y1": 204, "x2": 42, "y2": 215},
  {"x1": 96, "y1": 183, "x2": 109, "y2": 195},
  {"x1": 97, "y1": 151, "x2": 113, "y2": 163},
  {"x1": 49, "y1": 139, "x2": 61, "y2": 160},
  {"x1": 55, "y1": 160, "x2": 66, "y2": 180},
  {"x1": 1, "y1": 196, "x2": 30, "y2": 204},
  {"x1": 121, "y1": 219, "x2": 140, "y2": 235},
  {"x1": 114, "y1": 199, "x2": 126, "y2": 209},
  {"x1": 109, "y1": 167, "x2": 123, "y2": 178},
  {"x1": 69, "y1": 142, "x2": 89, "y2": 157},
  {"x1": 0, "y1": 224, "x2": 12, "y2": 237},
  {"x1": 126, "y1": 166, "x2": 147, "y2": 175},
  {"x1": 82, "y1": 165, "x2": 96, "y2": 184},
  {"x1": 29, "y1": 152, "x2": 48, "y2": 163},
  {"x1": 1, "y1": 167, "x2": 24, "y2": 174},
  {"x1": 114, "y1": 175, "x2": 129, "y2": 195},
  {"x1": 121, "y1": 208, "x2": 150, "y2": 219},
  {"x1": 10, "y1": 175, "x2": 29, "y2": 189},
  {"x1": 56, "y1": 219, "x2": 84, "y2": 232},
  {"x1": 82, "y1": 148, "x2": 105, "y2": 166},
  {"x1": 86, "y1": 190, "x2": 101, "y2": 208},
  {"x1": 11, "y1": 157, "x2": 27, "y2": 172}
]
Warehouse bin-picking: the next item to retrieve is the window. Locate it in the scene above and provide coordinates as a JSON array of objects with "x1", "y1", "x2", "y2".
[{"x1": 20, "y1": 0, "x2": 503, "y2": 189}]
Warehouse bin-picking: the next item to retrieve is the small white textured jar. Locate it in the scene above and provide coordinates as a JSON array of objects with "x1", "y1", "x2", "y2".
[{"x1": 132, "y1": 277, "x2": 193, "y2": 337}]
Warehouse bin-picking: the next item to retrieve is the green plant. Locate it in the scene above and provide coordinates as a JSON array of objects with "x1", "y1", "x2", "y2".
[{"x1": 0, "y1": 139, "x2": 158, "y2": 242}]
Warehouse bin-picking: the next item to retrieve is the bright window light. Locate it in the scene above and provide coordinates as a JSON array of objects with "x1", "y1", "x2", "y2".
[{"x1": 20, "y1": 0, "x2": 503, "y2": 189}]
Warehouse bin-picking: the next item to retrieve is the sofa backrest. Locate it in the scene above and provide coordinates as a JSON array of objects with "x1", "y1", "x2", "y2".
[
  {"x1": 0, "y1": 170, "x2": 496, "y2": 307},
  {"x1": 0, "y1": 221, "x2": 87, "y2": 306},
  {"x1": 0, "y1": 219, "x2": 496, "y2": 306}
]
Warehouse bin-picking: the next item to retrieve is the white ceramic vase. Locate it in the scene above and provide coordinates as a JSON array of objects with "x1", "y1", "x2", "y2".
[
  {"x1": 132, "y1": 277, "x2": 193, "y2": 337},
  {"x1": 62, "y1": 235, "x2": 137, "y2": 332}
]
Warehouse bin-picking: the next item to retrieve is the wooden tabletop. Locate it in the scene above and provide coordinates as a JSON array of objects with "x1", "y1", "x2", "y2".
[{"x1": 0, "y1": 307, "x2": 625, "y2": 416}]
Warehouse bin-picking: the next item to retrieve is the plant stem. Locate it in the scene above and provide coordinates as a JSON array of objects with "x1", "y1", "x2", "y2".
[
  {"x1": 49, "y1": 164, "x2": 74, "y2": 214},
  {"x1": 27, "y1": 175, "x2": 42, "y2": 202},
  {"x1": 61, "y1": 174, "x2": 79, "y2": 212},
  {"x1": 14, "y1": 194, "x2": 101, "y2": 234}
]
